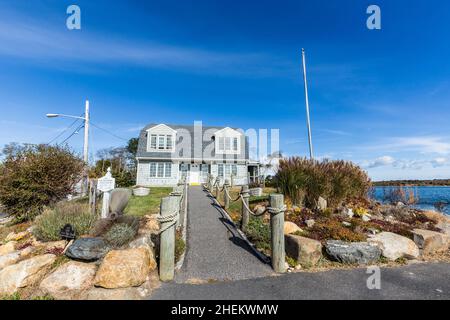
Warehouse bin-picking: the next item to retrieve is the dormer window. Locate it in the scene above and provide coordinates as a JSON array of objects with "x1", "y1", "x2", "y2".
[
  {"x1": 218, "y1": 137, "x2": 238, "y2": 152},
  {"x1": 214, "y1": 127, "x2": 241, "y2": 155},
  {"x1": 146, "y1": 124, "x2": 176, "y2": 152}
]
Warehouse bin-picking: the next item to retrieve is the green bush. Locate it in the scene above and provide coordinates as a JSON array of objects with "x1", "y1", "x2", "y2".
[
  {"x1": 244, "y1": 217, "x2": 271, "y2": 252},
  {"x1": 104, "y1": 223, "x2": 137, "y2": 247},
  {"x1": 0, "y1": 144, "x2": 84, "y2": 221},
  {"x1": 33, "y1": 202, "x2": 97, "y2": 241},
  {"x1": 276, "y1": 157, "x2": 371, "y2": 208}
]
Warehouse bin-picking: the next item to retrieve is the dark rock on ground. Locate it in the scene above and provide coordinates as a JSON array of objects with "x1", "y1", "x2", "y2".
[
  {"x1": 325, "y1": 240, "x2": 381, "y2": 265},
  {"x1": 65, "y1": 238, "x2": 110, "y2": 261}
]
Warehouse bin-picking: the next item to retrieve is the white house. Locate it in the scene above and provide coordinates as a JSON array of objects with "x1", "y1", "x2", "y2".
[{"x1": 135, "y1": 123, "x2": 260, "y2": 186}]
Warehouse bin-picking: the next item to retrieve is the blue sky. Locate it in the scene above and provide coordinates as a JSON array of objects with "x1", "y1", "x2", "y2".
[{"x1": 1, "y1": 0, "x2": 450, "y2": 181}]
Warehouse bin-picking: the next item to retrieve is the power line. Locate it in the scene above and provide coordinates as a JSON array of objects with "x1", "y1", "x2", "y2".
[
  {"x1": 47, "y1": 114, "x2": 83, "y2": 144},
  {"x1": 60, "y1": 123, "x2": 84, "y2": 144},
  {"x1": 90, "y1": 122, "x2": 128, "y2": 141}
]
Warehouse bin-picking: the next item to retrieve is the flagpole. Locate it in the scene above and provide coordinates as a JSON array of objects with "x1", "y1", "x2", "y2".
[{"x1": 302, "y1": 48, "x2": 314, "y2": 159}]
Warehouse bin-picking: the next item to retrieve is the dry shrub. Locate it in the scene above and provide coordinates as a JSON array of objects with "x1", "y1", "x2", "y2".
[
  {"x1": 104, "y1": 223, "x2": 137, "y2": 247},
  {"x1": 305, "y1": 217, "x2": 367, "y2": 242},
  {"x1": 382, "y1": 186, "x2": 418, "y2": 205},
  {"x1": 32, "y1": 202, "x2": 97, "y2": 241},
  {"x1": 276, "y1": 157, "x2": 371, "y2": 208},
  {"x1": 0, "y1": 144, "x2": 84, "y2": 221}
]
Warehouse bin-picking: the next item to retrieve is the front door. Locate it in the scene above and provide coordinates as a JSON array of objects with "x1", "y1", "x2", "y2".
[{"x1": 189, "y1": 164, "x2": 200, "y2": 185}]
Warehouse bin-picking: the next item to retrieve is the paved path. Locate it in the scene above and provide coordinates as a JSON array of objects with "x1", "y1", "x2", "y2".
[
  {"x1": 151, "y1": 262, "x2": 450, "y2": 300},
  {"x1": 174, "y1": 186, "x2": 272, "y2": 283}
]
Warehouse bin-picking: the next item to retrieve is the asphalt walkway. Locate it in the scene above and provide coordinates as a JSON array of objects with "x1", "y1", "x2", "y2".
[
  {"x1": 174, "y1": 186, "x2": 272, "y2": 283},
  {"x1": 151, "y1": 262, "x2": 450, "y2": 300}
]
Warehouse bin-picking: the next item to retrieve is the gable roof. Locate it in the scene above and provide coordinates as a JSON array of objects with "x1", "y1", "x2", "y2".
[{"x1": 136, "y1": 123, "x2": 249, "y2": 161}]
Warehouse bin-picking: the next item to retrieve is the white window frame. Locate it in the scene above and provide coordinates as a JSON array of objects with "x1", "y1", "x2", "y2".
[
  {"x1": 214, "y1": 128, "x2": 241, "y2": 155},
  {"x1": 150, "y1": 162, "x2": 172, "y2": 178},
  {"x1": 146, "y1": 124, "x2": 176, "y2": 152}
]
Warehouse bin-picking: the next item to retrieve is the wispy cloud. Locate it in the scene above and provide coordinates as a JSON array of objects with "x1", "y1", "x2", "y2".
[
  {"x1": 363, "y1": 136, "x2": 450, "y2": 155},
  {"x1": 361, "y1": 155, "x2": 450, "y2": 171},
  {"x1": 362, "y1": 155, "x2": 395, "y2": 168},
  {"x1": 0, "y1": 15, "x2": 291, "y2": 77}
]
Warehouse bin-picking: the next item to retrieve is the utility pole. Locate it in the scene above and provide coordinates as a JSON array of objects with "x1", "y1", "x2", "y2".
[
  {"x1": 301, "y1": 48, "x2": 314, "y2": 159},
  {"x1": 83, "y1": 100, "x2": 90, "y2": 164},
  {"x1": 82, "y1": 100, "x2": 90, "y2": 196},
  {"x1": 46, "y1": 99, "x2": 90, "y2": 196}
]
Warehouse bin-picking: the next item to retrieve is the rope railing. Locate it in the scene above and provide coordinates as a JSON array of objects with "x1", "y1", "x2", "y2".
[{"x1": 205, "y1": 178, "x2": 287, "y2": 273}]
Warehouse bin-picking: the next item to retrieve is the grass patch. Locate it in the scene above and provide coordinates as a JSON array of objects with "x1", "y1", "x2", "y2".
[
  {"x1": 124, "y1": 187, "x2": 172, "y2": 217},
  {"x1": 175, "y1": 230, "x2": 186, "y2": 263},
  {"x1": 244, "y1": 217, "x2": 271, "y2": 254}
]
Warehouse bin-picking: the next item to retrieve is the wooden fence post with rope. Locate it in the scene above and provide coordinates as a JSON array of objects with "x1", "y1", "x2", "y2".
[
  {"x1": 158, "y1": 195, "x2": 179, "y2": 282},
  {"x1": 224, "y1": 179, "x2": 230, "y2": 209},
  {"x1": 269, "y1": 194, "x2": 286, "y2": 273},
  {"x1": 241, "y1": 184, "x2": 250, "y2": 231}
]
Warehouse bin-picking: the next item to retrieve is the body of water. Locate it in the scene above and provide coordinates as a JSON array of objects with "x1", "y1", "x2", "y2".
[{"x1": 373, "y1": 186, "x2": 450, "y2": 215}]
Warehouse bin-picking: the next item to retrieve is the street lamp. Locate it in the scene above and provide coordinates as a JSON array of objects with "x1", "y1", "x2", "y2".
[
  {"x1": 46, "y1": 100, "x2": 90, "y2": 164},
  {"x1": 46, "y1": 100, "x2": 90, "y2": 196}
]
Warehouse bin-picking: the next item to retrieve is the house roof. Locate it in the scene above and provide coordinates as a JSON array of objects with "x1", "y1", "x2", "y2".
[{"x1": 136, "y1": 123, "x2": 249, "y2": 162}]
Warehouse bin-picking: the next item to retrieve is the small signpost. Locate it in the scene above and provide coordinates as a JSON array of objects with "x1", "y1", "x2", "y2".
[
  {"x1": 98, "y1": 167, "x2": 116, "y2": 218},
  {"x1": 60, "y1": 224, "x2": 76, "y2": 240}
]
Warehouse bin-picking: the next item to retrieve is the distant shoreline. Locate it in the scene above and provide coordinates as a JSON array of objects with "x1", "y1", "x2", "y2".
[{"x1": 373, "y1": 179, "x2": 450, "y2": 187}]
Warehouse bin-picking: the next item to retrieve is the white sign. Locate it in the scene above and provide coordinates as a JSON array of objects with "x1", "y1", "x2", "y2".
[{"x1": 97, "y1": 167, "x2": 115, "y2": 192}]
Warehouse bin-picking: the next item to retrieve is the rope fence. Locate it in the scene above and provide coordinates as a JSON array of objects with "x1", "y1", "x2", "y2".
[{"x1": 204, "y1": 175, "x2": 286, "y2": 273}]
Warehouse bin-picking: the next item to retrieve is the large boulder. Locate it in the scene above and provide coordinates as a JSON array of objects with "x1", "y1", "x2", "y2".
[
  {"x1": 0, "y1": 241, "x2": 17, "y2": 256},
  {"x1": 65, "y1": 238, "x2": 109, "y2": 261},
  {"x1": 43, "y1": 240, "x2": 68, "y2": 252},
  {"x1": 325, "y1": 240, "x2": 381, "y2": 265},
  {"x1": 411, "y1": 229, "x2": 449, "y2": 254},
  {"x1": 0, "y1": 254, "x2": 56, "y2": 295},
  {"x1": 39, "y1": 261, "x2": 97, "y2": 300},
  {"x1": 94, "y1": 248, "x2": 152, "y2": 289},
  {"x1": 85, "y1": 287, "x2": 142, "y2": 300},
  {"x1": 140, "y1": 215, "x2": 160, "y2": 234},
  {"x1": 285, "y1": 234, "x2": 322, "y2": 267},
  {"x1": 5, "y1": 231, "x2": 29, "y2": 242},
  {"x1": 0, "y1": 251, "x2": 21, "y2": 270},
  {"x1": 368, "y1": 232, "x2": 419, "y2": 261},
  {"x1": 284, "y1": 222, "x2": 302, "y2": 235},
  {"x1": 128, "y1": 236, "x2": 157, "y2": 271}
]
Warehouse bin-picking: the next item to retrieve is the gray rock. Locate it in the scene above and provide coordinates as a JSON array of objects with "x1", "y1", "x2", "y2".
[
  {"x1": 305, "y1": 219, "x2": 315, "y2": 228},
  {"x1": 109, "y1": 188, "x2": 132, "y2": 219},
  {"x1": 317, "y1": 197, "x2": 327, "y2": 211},
  {"x1": 325, "y1": 240, "x2": 381, "y2": 265},
  {"x1": 362, "y1": 214, "x2": 371, "y2": 222},
  {"x1": 65, "y1": 238, "x2": 109, "y2": 261},
  {"x1": 342, "y1": 221, "x2": 352, "y2": 227}
]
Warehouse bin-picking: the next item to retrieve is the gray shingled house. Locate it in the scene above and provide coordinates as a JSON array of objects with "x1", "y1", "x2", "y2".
[{"x1": 136, "y1": 123, "x2": 260, "y2": 186}]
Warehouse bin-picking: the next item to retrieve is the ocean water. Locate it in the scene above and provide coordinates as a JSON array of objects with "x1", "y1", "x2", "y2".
[{"x1": 372, "y1": 186, "x2": 450, "y2": 215}]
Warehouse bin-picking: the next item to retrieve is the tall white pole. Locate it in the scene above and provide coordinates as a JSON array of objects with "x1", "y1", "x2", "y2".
[
  {"x1": 83, "y1": 100, "x2": 89, "y2": 164},
  {"x1": 301, "y1": 48, "x2": 314, "y2": 159},
  {"x1": 82, "y1": 100, "x2": 90, "y2": 196}
]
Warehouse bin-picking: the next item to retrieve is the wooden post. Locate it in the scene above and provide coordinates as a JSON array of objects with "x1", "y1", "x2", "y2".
[
  {"x1": 89, "y1": 180, "x2": 97, "y2": 215},
  {"x1": 159, "y1": 196, "x2": 178, "y2": 282},
  {"x1": 224, "y1": 179, "x2": 230, "y2": 209},
  {"x1": 171, "y1": 186, "x2": 183, "y2": 228},
  {"x1": 241, "y1": 185, "x2": 250, "y2": 231},
  {"x1": 270, "y1": 194, "x2": 286, "y2": 273},
  {"x1": 215, "y1": 179, "x2": 220, "y2": 199}
]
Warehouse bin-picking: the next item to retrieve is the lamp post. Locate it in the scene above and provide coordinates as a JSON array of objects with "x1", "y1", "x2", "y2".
[{"x1": 47, "y1": 100, "x2": 90, "y2": 195}]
